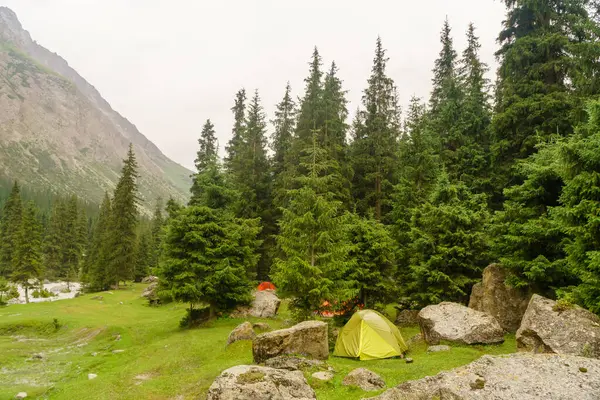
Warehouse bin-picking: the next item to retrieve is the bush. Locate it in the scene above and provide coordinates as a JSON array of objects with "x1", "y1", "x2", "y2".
[
  {"x1": 32, "y1": 288, "x2": 54, "y2": 299},
  {"x1": 179, "y1": 306, "x2": 211, "y2": 328}
]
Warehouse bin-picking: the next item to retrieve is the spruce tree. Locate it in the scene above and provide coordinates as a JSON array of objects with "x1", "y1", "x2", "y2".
[
  {"x1": 405, "y1": 171, "x2": 490, "y2": 306},
  {"x1": 350, "y1": 37, "x2": 401, "y2": 221},
  {"x1": 159, "y1": 207, "x2": 261, "y2": 321},
  {"x1": 273, "y1": 132, "x2": 353, "y2": 319},
  {"x1": 149, "y1": 198, "x2": 165, "y2": 273},
  {"x1": 107, "y1": 144, "x2": 139, "y2": 287},
  {"x1": 133, "y1": 230, "x2": 151, "y2": 282},
  {"x1": 322, "y1": 61, "x2": 349, "y2": 159},
  {"x1": 12, "y1": 202, "x2": 42, "y2": 303},
  {"x1": 0, "y1": 181, "x2": 23, "y2": 278},
  {"x1": 62, "y1": 196, "x2": 82, "y2": 286},
  {"x1": 43, "y1": 199, "x2": 66, "y2": 279},
  {"x1": 84, "y1": 194, "x2": 112, "y2": 291},
  {"x1": 224, "y1": 88, "x2": 247, "y2": 172},
  {"x1": 190, "y1": 119, "x2": 219, "y2": 204},
  {"x1": 271, "y1": 82, "x2": 297, "y2": 178},
  {"x1": 295, "y1": 48, "x2": 325, "y2": 145}
]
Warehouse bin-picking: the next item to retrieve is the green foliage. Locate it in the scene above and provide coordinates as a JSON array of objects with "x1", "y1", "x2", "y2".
[
  {"x1": 0, "y1": 181, "x2": 23, "y2": 277},
  {"x1": 133, "y1": 230, "x2": 151, "y2": 282},
  {"x1": 190, "y1": 119, "x2": 218, "y2": 201},
  {"x1": 32, "y1": 288, "x2": 54, "y2": 298},
  {"x1": 405, "y1": 171, "x2": 490, "y2": 306},
  {"x1": 83, "y1": 193, "x2": 112, "y2": 291},
  {"x1": 159, "y1": 206, "x2": 261, "y2": 318},
  {"x1": 12, "y1": 201, "x2": 43, "y2": 302}
]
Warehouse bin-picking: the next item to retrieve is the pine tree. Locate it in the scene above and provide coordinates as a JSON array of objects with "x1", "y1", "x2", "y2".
[
  {"x1": 322, "y1": 61, "x2": 349, "y2": 158},
  {"x1": 166, "y1": 197, "x2": 182, "y2": 220},
  {"x1": 84, "y1": 193, "x2": 112, "y2": 291},
  {"x1": 271, "y1": 82, "x2": 297, "y2": 178},
  {"x1": 350, "y1": 37, "x2": 401, "y2": 221},
  {"x1": 0, "y1": 181, "x2": 23, "y2": 278},
  {"x1": 107, "y1": 144, "x2": 139, "y2": 287},
  {"x1": 428, "y1": 18, "x2": 466, "y2": 180},
  {"x1": 190, "y1": 119, "x2": 219, "y2": 205},
  {"x1": 225, "y1": 88, "x2": 247, "y2": 172},
  {"x1": 345, "y1": 215, "x2": 397, "y2": 308},
  {"x1": 149, "y1": 198, "x2": 164, "y2": 273},
  {"x1": 273, "y1": 132, "x2": 353, "y2": 319},
  {"x1": 159, "y1": 206, "x2": 261, "y2": 322},
  {"x1": 295, "y1": 48, "x2": 325, "y2": 145},
  {"x1": 12, "y1": 202, "x2": 42, "y2": 303},
  {"x1": 62, "y1": 196, "x2": 82, "y2": 286},
  {"x1": 492, "y1": 0, "x2": 591, "y2": 197},
  {"x1": 43, "y1": 199, "x2": 66, "y2": 279},
  {"x1": 133, "y1": 230, "x2": 151, "y2": 282},
  {"x1": 405, "y1": 171, "x2": 490, "y2": 306}
]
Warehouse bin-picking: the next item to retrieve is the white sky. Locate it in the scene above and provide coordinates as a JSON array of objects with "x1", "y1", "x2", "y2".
[{"x1": 3, "y1": 0, "x2": 506, "y2": 170}]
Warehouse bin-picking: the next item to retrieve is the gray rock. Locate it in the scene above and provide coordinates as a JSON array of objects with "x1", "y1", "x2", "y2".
[
  {"x1": 427, "y1": 345, "x2": 451, "y2": 353},
  {"x1": 88, "y1": 373, "x2": 97, "y2": 380},
  {"x1": 394, "y1": 310, "x2": 420, "y2": 327},
  {"x1": 112, "y1": 349, "x2": 125, "y2": 354},
  {"x1": 141, "y1": 276, "x2": 159, "y2": 284},
  {"x1": 407, "y1": 333, "x2": 423, "y2": 347},
  {"x1": 31, "y1": 353, "x2": 43, "y2": 360},
  {"x1": 250, "y1": 291, "x2": 281, "y2": 318},
  {"x1": 312, "y1": 371, "x2": 334, "y2": 381},
  {"x1": 517, "y1": 294, "x2": 600, "y2": 358},
  {"x1": 252, "y1": 322, "x2": 271, "y2": 332},
  {"x1": 253, "y1": 321, "x2": 328, "y2": 363},
  {"x1": 227, "y1": 322, "x2": 256, "y2": 346},
  {"x1": 418, "y1": 302, "x2": 504, "y2": 345},
  {"x1": 469, "y1": 264, "x2": 531, "y2": 332},
  {"x1": 91, "y1": 352, "x2": 98, "y2": 357},
  {"x1": 114, "y1": 334, "x2": 121, "y2": 341},
  {"x1": 342, "y1": 368, "x2": 385, "y2": 391},
  {"x1": 264, "y1": 356, "x2": 325, "y2": 371},
  {"x1": 206, "y1": 365, "x2": 316, "y2": 400},
  {"x1": 141, "y1": 282, "x2": 158, "y2": 299},
  {"x1": 15, "y1": 392, "x2": 27, "y2": 399},
  {"x1": 370, "y1": 353, "x2": 600, "y2": 400},
  {"x1": 90, "y1": 295, "x2": 103, "y2": 301},
  {"x1": 405, "y1": 358, "x2": 414, "y2": 364}
]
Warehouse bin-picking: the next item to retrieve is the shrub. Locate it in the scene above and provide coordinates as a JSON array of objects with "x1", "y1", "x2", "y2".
[{"x1": 179, "y1": 306, "x2": 211, "y2": 328}]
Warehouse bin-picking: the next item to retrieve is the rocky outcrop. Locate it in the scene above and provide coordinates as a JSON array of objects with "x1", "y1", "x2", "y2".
[
  {"x1": 394, "y1": 310, "x2": 420, "y2": 327},
  {"x1": 342, "y1": 368, "x2": 385, "y2": 391},
  {"x1": 141, "y1": 276, "x2": 159, "y2": 284},
  {"x1": 264, "y1": 356, "x2": 325, "y2": 371},
  {"x1": 253, "y1": 321, "x2": 328, "y2": 363},
  {"x1": 0, "y1": 7, "x2": 191, "y2": 211},
  {"x1": 227, "y1": 322, "x2": 256, "y2": 346},
  {"x1": 250, "y1": 291, "x2": 281, "y2": 318},
  {"x1": 207, "y1": 365, "x2": 316, "y2": 400},
  {"x1": 141, "y1": 282, "x2": 158, "y2": 299},
  {"x1": 469, "y1": 264, "x2": 531, "y2": 332},
  {"x1": 517, "y1": 295, "x2": 600, "y2": 358},
  {"x1": 418, "y1": 302, "x2": 504, "y2": 345},
  {"x1": 371, "y1": 353, "x2": 600, "y2": 400}
]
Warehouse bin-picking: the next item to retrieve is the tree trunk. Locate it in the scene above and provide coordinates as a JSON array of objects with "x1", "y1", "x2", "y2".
[
  {"x1": 25, "y1": 287, "x2": 29, "y2": 304},
  {"x1": 209, "y1": 303, "x2": 216, "y2": 320}
]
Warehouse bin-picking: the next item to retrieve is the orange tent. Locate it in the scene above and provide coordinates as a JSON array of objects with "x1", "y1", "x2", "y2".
[{"x1": 257, "y1": 282, "x2": 276, "y2": 291}]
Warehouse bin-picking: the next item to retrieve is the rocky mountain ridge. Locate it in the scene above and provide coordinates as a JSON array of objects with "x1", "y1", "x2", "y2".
[{"x1": 0, "y1": 7, "x2": 192, "y2": 212}]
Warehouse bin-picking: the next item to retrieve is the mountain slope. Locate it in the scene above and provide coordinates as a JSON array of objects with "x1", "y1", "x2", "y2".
[{"x1": 0, "y1": 7, "x2": 192, "y2": 211}]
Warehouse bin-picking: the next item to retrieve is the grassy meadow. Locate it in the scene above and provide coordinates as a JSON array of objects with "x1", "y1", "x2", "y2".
[{"x1": 0, "y1": 284, "x2": 516, "y2": 399}]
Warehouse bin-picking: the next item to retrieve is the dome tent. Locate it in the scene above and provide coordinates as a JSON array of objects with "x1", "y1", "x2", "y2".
[{"x1": 333, "y1": 309, "x2": 408, "y2": 360}]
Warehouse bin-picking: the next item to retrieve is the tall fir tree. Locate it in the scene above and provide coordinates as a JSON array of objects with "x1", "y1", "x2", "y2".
[
  {"x1": 350, "y1": 37, "x2": 401, "y2": 221},
  {"x1": 84, "y1": 193, "x2": 112, "y2": 291},
  {"x1": 190, "y1": 119, "x2": 219, "y2": 205},
  {"x1": 107, "y1": 144, "x2": 140, "y2": 287},
  {"x1": 224, "y1": 88, "x2": 247, "y2": 172},
  {"x1": 295, "y1": 48, "x2": 325, "y2": 145},
  {"x1": 149, "y1": 198, "x2": 165, "y2": 273},
  {"x1": 12, "y1": 201, "x2": 42, "y2": 302},
  {"x1": 133, "y1": 229, "x2": 152, "y2": 282},
  {"x1": 273, "y1": 132, "x2": 353, "y2": 319},
  {"x1": 0, "y1": 181, "x2": 23, "y2": 278},
  {"x1": 271, "y1": 82, "x2": 297, "y2": 178}
]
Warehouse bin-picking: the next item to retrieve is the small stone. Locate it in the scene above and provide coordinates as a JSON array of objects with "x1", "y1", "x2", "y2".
[
  {"x1": 470, "y1": 377, "x2": 486, "y2": 390},
  {"x1": 31, "y1": 353, "x2": 43, "y2": 360},
  {"x1": 119, "y1": 301, "x2": 123, "y2": 305},
  {"x1": 580, "y1": 367, "x2": 588, "y2": 373},
  {"x1": 427, "y1": 345, "x2": 451, "y2": 353},
  {"x1": 405, "y1": 357, "x2": 414, "y2": 364},
  {"x1": 88, "y1": 373, "x2": 97, "y2": 380},
  {"x1": 112, "y1": 349, "x2": 125, "y2": 354},
  {"x1": 114, "y1": 334, "x2": 121, "y2": 341},
  {"x1": 342, "y1": 368, "x2": 385, "y2": 391},
  {"x1": 312, "y1": 371, "x2": 334, "y2": 381},
  {"x1": 15, "y1": 392, "x2": 27, "y2": 399},
  {"x1": 91, "y1": 352, "x2": 98, "y2": 357},
  {"x1": 91, "y1": 296, "x2": 103, "y2": 301}
]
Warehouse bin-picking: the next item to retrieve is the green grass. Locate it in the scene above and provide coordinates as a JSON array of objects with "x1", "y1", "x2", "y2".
[{"x1": 0, "y1": 284, "x2": 516, "y2": 399}]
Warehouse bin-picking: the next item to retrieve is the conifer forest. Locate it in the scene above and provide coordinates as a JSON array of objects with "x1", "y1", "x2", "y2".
[{"x1": 3, "y1": 0, "x2": 600, "y2": 321}]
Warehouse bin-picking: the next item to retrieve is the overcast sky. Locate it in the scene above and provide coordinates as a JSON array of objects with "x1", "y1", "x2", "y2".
[{"x1": 3, "y1": 0, "x2": 506, "y2": 170}]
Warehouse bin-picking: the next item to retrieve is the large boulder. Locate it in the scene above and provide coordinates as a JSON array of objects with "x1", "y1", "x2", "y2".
[
  {"x1": 207, "y1": 365, "x2": 316, "y2": 400},
  {"x1": 250, "y1": 290, "x2": 281, "y2": 318},
  {"x1": 141, "y1": 282, "x2": 158, "y2": 299},
  {"x1": 227, "y1": 322, "x2": 256, "y2": 346},
  {"x1": 418, "y1": 302, "x2": 504, "y2": 345},
  {"x1": 371, "y1": 353, "x2": 600, "y2": 400},
  {"x1": 253, "y1": 321, "x2": 328, "y2": 363},
  {"x1": 342, "y1": 368, "x2": 385, "y2": 391},
  {"x1": 517, "y1": 294, "x2": 600, "y2": 358},
  {"x1": 468, "y1": 264, "x2": 531, "y2": 332},
  {"x1": 141, "y1": 276, "x2": 159, "y2": 284}
]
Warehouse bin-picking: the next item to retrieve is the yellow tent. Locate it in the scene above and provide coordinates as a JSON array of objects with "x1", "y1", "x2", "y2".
[{"x1": 333, "y1": 309, "x2": 408, "y2": 360}]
